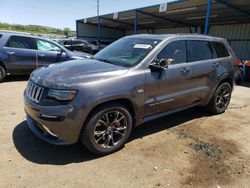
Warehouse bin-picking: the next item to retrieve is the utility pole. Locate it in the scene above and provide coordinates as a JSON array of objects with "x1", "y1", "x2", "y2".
[
  {"x1": 97, "y1": 0, "x2": 101, "y2": 41},
  {"x1": 97, "y1": 0, "x2": 99, "y2": 17}
]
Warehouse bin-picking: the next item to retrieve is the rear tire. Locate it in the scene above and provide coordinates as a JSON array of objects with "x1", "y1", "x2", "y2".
[
  {"x1": 80, "y1": 103, "x2": 133, "y2": 155},
  {"x1": 205, "y1": 82, "x2": 232, "y2": 114},
  {"x1": 0, "y1": 65, "x2": 6, "y2": 83}
]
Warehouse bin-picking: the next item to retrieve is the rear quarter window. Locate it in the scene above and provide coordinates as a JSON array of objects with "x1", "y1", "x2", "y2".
[
  {"x1": 212, "y1": 42, "x2": 230, "y2": 58},
  {"x1": 187, "y1": 40, "x2": 213, "y2": 62},
  {"x1": 6, "y1": 35, "x2": 36, "y2": 49}
]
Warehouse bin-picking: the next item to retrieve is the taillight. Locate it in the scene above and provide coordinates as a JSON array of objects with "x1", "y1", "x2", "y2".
[{"x1": 235, "y1": 58, "x2": 241, "y2": 65}]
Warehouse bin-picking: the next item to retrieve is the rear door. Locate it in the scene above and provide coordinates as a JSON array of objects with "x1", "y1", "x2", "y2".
[
  {"x1": 2, "y1": 35, "x2": 37, "y2": 73},
  {"x1": 35, "y1": 38, "x2": 68, "y2": 67},
  {"x1": 211, "y1": 41, "x2": 231, "y2": 77},
  {"x1": 187, "y1": 40, "x2": 216, "y2": 101}
]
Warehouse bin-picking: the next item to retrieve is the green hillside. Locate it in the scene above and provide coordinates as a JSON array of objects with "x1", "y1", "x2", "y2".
[{"x1": 0, "y1": 22, "x2": 75, "y2": 36}]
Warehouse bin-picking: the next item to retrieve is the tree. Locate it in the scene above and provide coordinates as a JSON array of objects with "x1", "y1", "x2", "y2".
[{"x1": 63, "y1": 27, "x2": 71, "y2": 36}]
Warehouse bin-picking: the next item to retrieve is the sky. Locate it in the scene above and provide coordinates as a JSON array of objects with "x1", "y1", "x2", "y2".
[{"x1": 0, "y1": 0, "x2": 171, "y2": 30}]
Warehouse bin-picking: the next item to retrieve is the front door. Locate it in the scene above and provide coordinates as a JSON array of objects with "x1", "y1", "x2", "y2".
[
  {"x1": 144, "y1": 40, "x2": 194, "y2": 115},
  {"x1": 155, "y1": 40, "x2": 194, "y2": 113},
  {"x1": 35, "y1": 38, "x2": 68, "y2": 67}
]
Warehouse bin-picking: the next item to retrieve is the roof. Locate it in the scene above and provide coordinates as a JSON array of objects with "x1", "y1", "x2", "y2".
[
  {"x1": 77, "y1": 0, "x2": 250, "y2": 30},
  {"x1": 125, "y1": 33, "x2": 226, "y2": 41},
  {"x1": 125, "y1": 34, "x2": 175, "y2": 40}
]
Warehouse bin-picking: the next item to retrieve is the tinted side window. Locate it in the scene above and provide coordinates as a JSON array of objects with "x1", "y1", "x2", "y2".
[
  {"x1": 0, "y1": 34, "x2": 2, "y2": 38},
  {"x1": 212, "y1": 42, "x2": 230, "y2": 58},
  {"x1": 157, "y1": 41, "x2": 187, "y2": 65},
  {"x1": 209, "y1": 42, "x2": 218, "y2": 59},
  {"x1": 187, "y1": 40, "x2": 212, "y2": 62},
  {"x1": 72, "y1": 40, "x2": 81, "y2": 45},
  {"x1": 64, "y1": 40, "x2": 71, "y2": 45},
  {"x1": 6, "y1": 36, "x2": 36, "y2": 49}
]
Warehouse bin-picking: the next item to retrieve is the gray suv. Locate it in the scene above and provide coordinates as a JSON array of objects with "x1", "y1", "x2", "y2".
[{"x1": 23, "y1": 34, "x2": 236, "y2": 155}]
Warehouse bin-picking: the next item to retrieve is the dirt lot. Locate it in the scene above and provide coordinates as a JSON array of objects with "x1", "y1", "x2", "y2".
[{"x1": 1, "y1": 76, "x2": 250, "y2": 188}]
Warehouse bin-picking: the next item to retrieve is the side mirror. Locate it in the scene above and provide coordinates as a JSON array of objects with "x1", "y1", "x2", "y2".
[
  {"x1": 149, "y1": 62, "x2": 163, "y2": 71},
  {"x1": 160, "y1": 58, "x2": 175, "y2": 68},
  {"x1": 149, "y1": 58, "x2": 174, "y2": 72},
  {"x1": 58, "y1": 49, "x2": 64, "y2": 55}
]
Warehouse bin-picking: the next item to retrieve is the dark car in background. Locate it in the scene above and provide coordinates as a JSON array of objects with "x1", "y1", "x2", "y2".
[
  {"x1": 58, "y1": 39, "x2": 92, "y2": 54},
  {"x1": 0, "y1": 31, "x2": 91, "y2": 82},
  {"x1": 90, "y1": 40, "x2": 112, "y2": 54}
]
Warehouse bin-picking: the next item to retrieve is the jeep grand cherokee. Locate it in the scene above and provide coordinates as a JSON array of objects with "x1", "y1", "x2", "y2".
[{"x1": 24, "y1": 34, "x2": 236, "y2": 155}]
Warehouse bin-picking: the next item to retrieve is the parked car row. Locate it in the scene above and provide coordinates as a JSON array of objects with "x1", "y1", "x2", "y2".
[
  {"x1": 57, "y1": 38, "x2": 93, "y2": 54},
  {"x1": 57, "y1": 38, "x2": 113, "y2": 54},
  {"x1": 0, "y1": 31, "x2": 92, "y2": 82},
  {"x1": 89, "y1": 40, "x2": 112, "y2": 54}
]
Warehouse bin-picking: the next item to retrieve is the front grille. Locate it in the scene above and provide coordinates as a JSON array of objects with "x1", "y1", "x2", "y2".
[{"x1": 26, "y1": 81, "x2": 44, "y2": 103}]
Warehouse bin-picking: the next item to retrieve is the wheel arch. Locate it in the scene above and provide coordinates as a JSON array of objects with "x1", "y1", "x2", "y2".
[
  {"x1": 0, "y1": 61, "x2": 6, "y2": 70},
  {"x1": 217, "y1": 77, "x2": 234, "y2": 89},
  {"x1": 203, "y1": 76, "x2": 234, "y2": 106},
  {"x1": 83, "y1": 98, "x2": 138, "y2": 129}
]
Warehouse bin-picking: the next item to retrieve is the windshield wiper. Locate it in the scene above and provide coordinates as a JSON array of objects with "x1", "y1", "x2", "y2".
[
  {"x1": 95, "y1": 57, "x2": 130, "y2": 67},
  {"x1": 95, "y1": 58, "x2": 116, "y2": 65}
]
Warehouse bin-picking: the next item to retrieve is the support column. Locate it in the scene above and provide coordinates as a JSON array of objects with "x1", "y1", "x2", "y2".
[
  {"x1": 134, "y1": 10, "x2": 138, "y2": 34},
  {"x1": 98, "y1": 16, "x2": 101, "y2": 41},
  {"x1": 204, "y1": 0, "x2": 212, "y2": 35}
]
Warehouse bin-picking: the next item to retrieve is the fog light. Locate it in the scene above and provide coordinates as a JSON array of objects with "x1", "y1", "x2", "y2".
[{"x1": 40, "y1": 114, "x2": 59, "y2": 119}]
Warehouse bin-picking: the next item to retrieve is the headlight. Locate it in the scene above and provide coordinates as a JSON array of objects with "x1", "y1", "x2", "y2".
[{"x1": 48, "y1": 89, "x2": 77, "y2": 101}]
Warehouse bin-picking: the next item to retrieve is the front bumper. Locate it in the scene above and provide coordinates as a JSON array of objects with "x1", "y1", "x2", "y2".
[
  {"x1": 26, "y1": 115, "x2": 68, "y2": 145},
  {"x1": 24, "y1": 93, "x2": 87, "y2": 145}
]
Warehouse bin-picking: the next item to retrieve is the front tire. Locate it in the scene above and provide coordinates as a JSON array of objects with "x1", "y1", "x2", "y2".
[
  {"x1": 206, "y1": 82, "x2": 232, "y2": 114},
  {"x1": 0, "y1": 65, "x2": 6, "y2": 83},
  {"x1": 80, "y1": 103, "x2": 133, "y2": 155}
]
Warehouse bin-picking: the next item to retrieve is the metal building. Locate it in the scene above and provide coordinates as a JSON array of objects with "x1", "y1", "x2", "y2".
[{"x1": 76, "y1": 0, "x2": 250, "y2": 59}]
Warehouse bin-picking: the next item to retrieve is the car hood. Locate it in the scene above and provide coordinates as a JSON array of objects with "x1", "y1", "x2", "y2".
[{"x1": 30, "y1": 59, "x2": 129, "y2": 89}]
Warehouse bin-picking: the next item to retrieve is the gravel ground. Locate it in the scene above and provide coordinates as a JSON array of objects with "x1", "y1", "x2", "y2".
[{"x1": 1, "y1": 76, "x2": 250, "y2": 188}]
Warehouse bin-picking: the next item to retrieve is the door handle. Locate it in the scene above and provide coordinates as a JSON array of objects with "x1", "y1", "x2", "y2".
[
  {"x1": 38, "y1": 54, "x2": 45, "y2": 58},
  {"x1": 6, "y1": 51, "x2": 15, "y2": 55},
  {"x1": 212, "y1": 62, "x2": 219, "y2": 68},
  {"x1": 180, "y1": 67, "x2": 191, "y2": 74}
]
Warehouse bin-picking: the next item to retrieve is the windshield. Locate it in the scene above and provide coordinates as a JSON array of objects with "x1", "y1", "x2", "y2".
[{"x1": 94, "y1": 37, "x2": 161, "y2": 67}]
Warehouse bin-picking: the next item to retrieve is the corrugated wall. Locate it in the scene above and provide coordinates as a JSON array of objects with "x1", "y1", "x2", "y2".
[
  {"x1": 209, "y1": 24, "x2": 250, "y2": 60},
  {"x1": 155, "y1": 27, "x2": 197, "y2": 34},
  {"x1": 126, "y1": 24, "x2": 250, "y2": 59},
  {"x1": 78, "y1": 21, "x2": 250, "y2": 59},
  {"x1": 125, "y1": 27, "x2": 197, "y2": 35},
  {"x1": 77, "y1": 22, "x2": 125, "y2": 42}
]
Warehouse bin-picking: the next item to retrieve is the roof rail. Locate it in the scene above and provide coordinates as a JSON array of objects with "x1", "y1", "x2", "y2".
[
  {"x1": 176, "y1": 33, "x2": 204, "y2": 35},
  {"x1": 0, "y1": 30, "x2": 31, "y2": 35}
]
